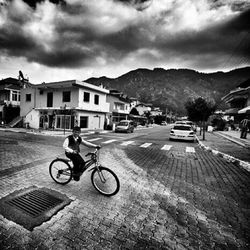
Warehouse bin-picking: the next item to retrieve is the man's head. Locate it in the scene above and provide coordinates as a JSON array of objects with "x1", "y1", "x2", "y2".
[{"x1": 72, "y1": 126, "x2": 81, "y2": 137}]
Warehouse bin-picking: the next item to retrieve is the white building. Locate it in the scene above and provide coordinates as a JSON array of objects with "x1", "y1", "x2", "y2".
[
  {"x1": 135, "y1": 103, "x2": 152, "y2": 115},
  {"x1": 106, "y1": 90, "x2": 131, "y2": 126},
  {"x1": 20, "y1": 80, "x2": 109, "y2": 130}
]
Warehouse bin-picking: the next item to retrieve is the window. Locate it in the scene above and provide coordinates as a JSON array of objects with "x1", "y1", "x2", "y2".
[
  {"x1": 47, "y1": 92, "x2": 53, "y2": 107},
  {"x1": 26, "y1": 94, "x2": 31, "y2": 102},
  {"x1": 114, "y1": 102, "x2": 124, "y2": 110},
  {"x1": 55, "y1": 115, "x2": 72, "y2": 130},
  {"x1": 84, "y1": 92, "x2": 90, "y2": 102},
  {"x1": 62, "y1": 91, "x2": 71, "y2": 102},
  {"x1": 12, "y1": 91, "x2": 19, "y2": 101},
  {"x1": 94, "y1": 94, "x2": 99, "y2": 105}
]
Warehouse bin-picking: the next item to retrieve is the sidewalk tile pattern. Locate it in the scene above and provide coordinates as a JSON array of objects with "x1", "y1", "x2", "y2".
[{"x1": 1, "y1": 141, "x2": 250, "y2": 249}]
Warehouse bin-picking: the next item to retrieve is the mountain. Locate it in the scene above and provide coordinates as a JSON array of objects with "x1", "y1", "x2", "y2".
[{"x1": 85, "y1": 67, "x2": 250, "y2": 115}]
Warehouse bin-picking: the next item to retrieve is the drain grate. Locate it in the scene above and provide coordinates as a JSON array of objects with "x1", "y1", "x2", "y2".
[
  {"x1": 6, "y1": 190, "x2": 63, "y2": 218},
  {"x1": 0, "y1": 186, "x2": 72, "y2": 230}
]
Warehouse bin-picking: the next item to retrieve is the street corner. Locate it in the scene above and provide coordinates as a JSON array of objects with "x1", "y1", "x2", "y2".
[{"x1": 196, "y1": 134, "x2": 250, "y2": 172}]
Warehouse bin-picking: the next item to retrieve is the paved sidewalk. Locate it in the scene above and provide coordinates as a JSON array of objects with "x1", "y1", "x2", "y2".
[
  {"x1": 0, "y1": 125, "x2": 152, "y2": 137},
  {"x1": 196, "y1": 130, "x2": 250, "y2": 172},
  {"x1": 216, "y1": 130, "x2": 250, "y2": 148}
]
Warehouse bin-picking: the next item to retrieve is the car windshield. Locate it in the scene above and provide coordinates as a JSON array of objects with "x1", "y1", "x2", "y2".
[
  {"x1": 118, "y1": 122, "x2": 128, "y2": 126},
  {"x1": 173, "y1": 125, "x2": 192, "y2": 131}
]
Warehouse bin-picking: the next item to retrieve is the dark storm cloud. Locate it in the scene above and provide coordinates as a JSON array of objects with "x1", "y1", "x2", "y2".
[
  {"x1": 29, "y1": 46, "x2": 95, "y2": 68},
  {"x1": 154, "y1": 7, "x2": 250, "y2": 69},
  {"x1": 0, "y1": 0, "x2": 249, "y2": 72},
  {"x1": 223, "y1": 7, "x2": 250, "y2": 32},
  {"x1": 9, "y1": 0, "x2": 66, "y2": 8},
  {"x1": 115, "y1": 0, "x2": 153, "y2": 11}
]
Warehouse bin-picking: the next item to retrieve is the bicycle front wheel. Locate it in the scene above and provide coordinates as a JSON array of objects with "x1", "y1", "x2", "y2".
[
  {"x1": 91, "y1": 166, "x2": 120, "y2": 196},
  {"x1": 49, "y1": 159, "x2": 73, "y2": 185}
]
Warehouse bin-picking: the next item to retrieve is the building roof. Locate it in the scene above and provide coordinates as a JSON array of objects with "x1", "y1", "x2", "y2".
[
  {"x1": 237, "y1": 79, "x2": 250, "y2": 88},
  {"x1": 0, "y1": 77, "x2": 21, "y2": 87},
  {"x1": 222, "y1": 86, "x2": 250, "y2": 103},
  {"x1": 34, "y1": 80, "x2": 109, "y2": 94}
]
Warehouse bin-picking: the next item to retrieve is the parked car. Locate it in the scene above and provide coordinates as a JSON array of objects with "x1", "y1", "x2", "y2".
[
  {"x1": 161, "y1": 121, "x2": 167, "y2": 126},
  {"x1": 175, "y1": 120, "x2": 196, "y2": 132},
  {"x1": 175, "y1": 121, "x2": 186, "y2": 125},
  {"x1": 169, "y1": 124, "x2": 195, "y2": 142},
  {"x1": 115, "y1": 120, "x2": 134, "y2": 133}
]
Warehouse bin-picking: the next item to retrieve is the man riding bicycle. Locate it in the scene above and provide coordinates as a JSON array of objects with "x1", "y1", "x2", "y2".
[{"x1": 63, "y1": 126, "x2": 100, "y2": 181}]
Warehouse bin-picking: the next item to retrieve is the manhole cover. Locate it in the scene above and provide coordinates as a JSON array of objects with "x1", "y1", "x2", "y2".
[{"x1": 0, "y1": 186, "x2": 72, "y2": 230}]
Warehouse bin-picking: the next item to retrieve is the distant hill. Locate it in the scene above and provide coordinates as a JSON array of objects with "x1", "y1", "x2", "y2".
[{"x1": 85, "y1": 67, "x2": 250, "y2": 115}]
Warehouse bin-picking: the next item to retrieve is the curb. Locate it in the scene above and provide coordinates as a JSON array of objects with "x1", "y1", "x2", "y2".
[
  {"x1": 215, "y1": 132, "x2": 250, "y2": 149},
  {"x1": 196, "y1": 135, "x2": 250, "y2": 172}
]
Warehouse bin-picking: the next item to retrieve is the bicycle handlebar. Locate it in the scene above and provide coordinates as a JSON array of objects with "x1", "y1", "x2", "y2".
[{"x1": 85, "y1": 147, "x2": 100, "y2": 157}]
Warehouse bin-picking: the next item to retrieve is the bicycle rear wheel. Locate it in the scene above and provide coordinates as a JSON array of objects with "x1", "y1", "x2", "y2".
[
  {"x1": 91, "y1": 166, "x2": 120, "y2": 196},
  {"x1": 49, "y1": 159, "x2": 73, "y2": 185}
]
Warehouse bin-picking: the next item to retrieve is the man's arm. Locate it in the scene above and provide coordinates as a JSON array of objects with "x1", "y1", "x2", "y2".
[
  {"x1": 63, "y1": 138, "x2": 75, "y2": 153},
  {"x1": 81, "y1": 138, "x2": 99, "y2": 148}
]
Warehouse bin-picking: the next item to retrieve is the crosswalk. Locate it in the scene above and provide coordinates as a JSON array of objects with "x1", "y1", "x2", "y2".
[{"x1": 86, "y1": 137, "x2": 196, "y2": 153}]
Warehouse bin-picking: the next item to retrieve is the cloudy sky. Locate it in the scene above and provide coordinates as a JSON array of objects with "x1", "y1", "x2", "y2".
[{"x1": 0, "y1": 0, "x2": 250, "y2": 84}]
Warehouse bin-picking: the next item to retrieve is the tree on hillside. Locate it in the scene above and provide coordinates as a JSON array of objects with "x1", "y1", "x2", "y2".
[{"x1": 185, "y1": 97, "x2": 216, "y2": 140}]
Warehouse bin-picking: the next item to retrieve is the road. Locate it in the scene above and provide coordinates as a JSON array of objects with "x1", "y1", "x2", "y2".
[{"x1": 0, "y1": 126, "x2": 250, "y2": 249}]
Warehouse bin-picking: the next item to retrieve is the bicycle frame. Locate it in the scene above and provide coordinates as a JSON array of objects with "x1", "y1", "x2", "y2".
[
  {"x1": 85, "y1": 150, "x2": 107, "y2": 183},
  {"x1": 60, "y1": 149, "x2": 106, "y2": 182}
]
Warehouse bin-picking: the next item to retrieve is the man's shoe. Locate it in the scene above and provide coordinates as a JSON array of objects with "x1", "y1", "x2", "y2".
[
  {"x1": 72, "y1": 171, "x2": 80, "y2": 181},
  {"x1": 73, "y1": 175, "x2": 80, "y2": 181}
]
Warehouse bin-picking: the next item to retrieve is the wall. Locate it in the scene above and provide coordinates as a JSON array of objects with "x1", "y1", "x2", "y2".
[
  {"x1": 76, "y1": 111, "x2": 105, "y2": 130},
  {"x1": 20, "y1": 88, "x2": 36, "y2": 116},
  {"x1": 106, "y1": 95, "x2": 130, "y2": 114},
  {"x1": 24, "y1": 109, "x2": 40, "y2": 129},
  {"x1": 78, "y1": 89, "x2": 109, "y2": 112},
  {"x1": 35, "y1": 88, "x2": 79, "y2": 108}
]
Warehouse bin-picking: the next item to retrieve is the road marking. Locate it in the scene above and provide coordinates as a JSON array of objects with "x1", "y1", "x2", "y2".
[
  {"x1": 186, "y1": 147, "x2": 195, "y2": 153},
  {"x1": 120, "y1": 141, "x2": 134, "y2": 146},
  {"x1": 140, "y1": 143, "x2": 152, "y2": 148},
  {"x1": 102, "y1": 139, "x2": 117, "y2": 144},
  {"x1": 161, "y1": 145, "x2": 172, "y2": 151},
  {"x1": 87, "y1": 138, "x2": 102, "y2": 142}
]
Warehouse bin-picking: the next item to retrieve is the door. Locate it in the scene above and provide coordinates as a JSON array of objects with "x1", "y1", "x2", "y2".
[
  {"x1": 47, "y1": 92, "x2": 53, "y2": 107},
  {"x1": 80, "y1": 116, "x2": 88, "y2": 128}
]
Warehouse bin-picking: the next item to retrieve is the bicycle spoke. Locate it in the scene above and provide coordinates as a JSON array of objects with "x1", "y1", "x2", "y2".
[
  {"x1": 49, "y1": 159, "x2": 72, "y2": 185},
  {"x1": 91, "y1": 167, "x2": 120, "y2": 196}
]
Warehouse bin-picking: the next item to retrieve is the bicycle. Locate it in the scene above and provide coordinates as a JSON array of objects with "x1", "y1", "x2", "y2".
[{"x1": 49, "y1": 148, "x2": 120, "y2": 196}]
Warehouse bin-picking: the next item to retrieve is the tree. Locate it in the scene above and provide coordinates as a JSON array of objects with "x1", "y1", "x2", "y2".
[
  {"x1": 185, "y1": 97, "x2": 216, "y2": 140},
  {"x1": 130, "y1": 107, "x2": 139, "y2": 116}
]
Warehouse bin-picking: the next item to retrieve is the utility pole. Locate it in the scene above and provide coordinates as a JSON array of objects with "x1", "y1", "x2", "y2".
[{"x1": 64, "y1": 104, "x2": 66, "y2": 135}]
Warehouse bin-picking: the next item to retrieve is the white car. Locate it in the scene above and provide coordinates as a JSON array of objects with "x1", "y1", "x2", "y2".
[
  {"x1": 115, "y1": 120, "x2": 134, "y2": 133},
  {"x1": 169, "y1": 124, "x2": 195, "y2": 142}
]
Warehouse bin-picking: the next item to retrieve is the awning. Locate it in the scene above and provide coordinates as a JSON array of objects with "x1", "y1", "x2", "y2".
[
  {"x1": 224, "y1": 108, "x2": 240, "y2": 115},
  {"x1": 238, "y1": 106, "x2": 250, "y2": 114}
]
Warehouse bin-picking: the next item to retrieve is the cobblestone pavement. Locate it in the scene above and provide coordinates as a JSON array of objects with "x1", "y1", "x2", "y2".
[
  {"x1": 0, "y1": 132, "x2": 250, "y2": 249},
  {"x1": 196, "y1": 131, "x2": 250, "y2": 164}
]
